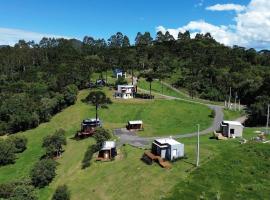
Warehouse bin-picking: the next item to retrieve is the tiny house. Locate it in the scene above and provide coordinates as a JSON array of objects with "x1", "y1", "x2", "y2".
[
  {"x1": 77, "y1": 118, "x2": 102, "y2": 137},
  {"x1": 220, "y1": 120, "x2": 243, "y2": 138},
  {"x1": 115, "y1": 85, "x2": 135, "y2": 99},
  {"x1": 126, "y1": 120, "x2": 143, "y2": 131},
  {"x1": 151, "y1": 138, "x2": 184, "y2": 161},
  {"x1": 113, "y1": 68, "x2": 126, "y2": 79},
  {"x1": 97, "y1": 141, "x2": 117, "y2": 161}
]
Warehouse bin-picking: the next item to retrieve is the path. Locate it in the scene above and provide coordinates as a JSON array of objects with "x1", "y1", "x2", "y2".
[{"x1": 114, "y1": 78, "x2": 246, "y2": 148}]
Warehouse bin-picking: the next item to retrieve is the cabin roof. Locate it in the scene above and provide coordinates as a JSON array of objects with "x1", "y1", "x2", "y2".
[
  {"x1": 222, "y1": 120, "x2": 243, "y2": 126},
  {"x1": 154, "y1": 138, "x2": 181, "y2": 146},
  {"x1": 128, "y1": 120, "x2": 143, "y2": 125},
  {"x1": 101, "y1": 141, "x2": 116, "y2": 150},
  {"x1": 118, "y1": 85, "x2": 134, "y2": 88}
]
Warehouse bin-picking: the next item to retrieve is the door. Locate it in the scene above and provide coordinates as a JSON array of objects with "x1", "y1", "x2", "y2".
[{"x1": 161, "y1": 149, "x2": 166, "y2": 159}]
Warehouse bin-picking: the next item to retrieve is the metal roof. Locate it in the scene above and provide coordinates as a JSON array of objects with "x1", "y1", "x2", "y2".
[
  {"x1": 118, "y1": 85, "x2": 134, "y2": 88},
  {"x1": 155, "y1": 138, "x2": 181, "y2": 145},
  {"x1": 101, "y1": 141, "x2": 116, "y2": 150},
  {"x1": 128, "y1": 120, "x2": 143, "y2": 125},
  {"x1": 222, "y1": 120, "x2": 243, "y2": 126}
]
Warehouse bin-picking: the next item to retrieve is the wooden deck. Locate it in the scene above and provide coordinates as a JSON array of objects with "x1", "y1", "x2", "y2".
[{"x1": 144, "y1": 152, "x2": 172, "y2": 169}]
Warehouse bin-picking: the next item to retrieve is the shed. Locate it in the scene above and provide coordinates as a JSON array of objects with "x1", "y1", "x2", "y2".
[
  {"x1": 220, "y1": 120, "x2": 243, "y2": 138},
  {"x1": 97, "y1": 141, "x2": 117, "y2": 161},
  {"x1": 151, "y1": 138, "x2": 184, "y2": 161},
  {"x1": 113, "y1": 68, "x2": 126, "y2": 79},
  {"x1": 126, "y1": 120, "x2": 143, "y2": 131}
]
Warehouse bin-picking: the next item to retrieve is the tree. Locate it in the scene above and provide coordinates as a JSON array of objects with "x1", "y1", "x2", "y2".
[
  {"x1": 164, "y1": 31, "x2": 175, "y2": 41},
  {"x1": 85, "y1": 91, "x2": 112, "y2": 124},
  {"x1": 156, "y1": 31, "x2": 165, "y2": 43},
  {"x1": 93, "y1": 128, "x2": 111, "y2": 144},
  {"x1": 108, "y1": 32, "x2": 124, "y2": 47},
  {"x1": 10, "y1": 185, "x2": 37, "y2": 200},
  {"x1": 115, "y1": 76, "x2": 128, "y2": 87},
  {"x1": 52, "y1": 185, "x2": 70, "y2": 200},
  {"x1": 145, "y1": 73, "x2": 154, "y2": 97},
  {"x1": 42, "y1": 129, "x2": 67, "y2": 158},
  {"x1": 122, "y1": 36, "x2": 130, "y2": 47},
  {"x1": 30, "y1": 159, "x2": 57, "y2": 188},
  {"x1": 7, "y1": 135, "x2": 28, "y2": 153},
  {"x1": 0, "y1": 139, "x2": 16, "y2": 166},
  {"x1": 178, "y1": 30, "x2": 190, "y2": 41},
  {"x1": 63, "y1": 84, "x2": 78, "y2": 105}
]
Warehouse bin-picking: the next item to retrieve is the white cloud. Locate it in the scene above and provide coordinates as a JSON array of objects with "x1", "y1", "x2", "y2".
[
  {"x1": 157, "y1": 0, "x2": 270, "y2": 49},
  {"x1": 0, "y1": 27, "x2": 69, "y2": 46},
  {"x1": 206, "y1": 3, "x2": 246, "y2": 12}
]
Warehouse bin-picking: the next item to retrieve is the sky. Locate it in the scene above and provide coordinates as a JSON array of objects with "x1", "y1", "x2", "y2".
[{"x1": 1, "y1": 0, "x2": 270, "y2": 49}]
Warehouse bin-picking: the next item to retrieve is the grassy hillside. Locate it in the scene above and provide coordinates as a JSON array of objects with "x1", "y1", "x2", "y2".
[{"x1": 223, "y1": 109, "x2": 245, "y2": 120}]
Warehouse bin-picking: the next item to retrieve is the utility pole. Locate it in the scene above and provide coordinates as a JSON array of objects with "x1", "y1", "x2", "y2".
[
  {"x1": 238, "y1": 99, "x2": 241, "y2": 111},
  {"x1": 196, "y1": 124, "x2": 200, "y2": 167},
  {"x1": 266, "y1": 104, "x2": 269, "y2": 134},
  {"x1": 234, "y1": 92, "x2": 237, "y2": 111},
  {"x1": 228, "y1": 87, "x2": 232, "y2": 110}
]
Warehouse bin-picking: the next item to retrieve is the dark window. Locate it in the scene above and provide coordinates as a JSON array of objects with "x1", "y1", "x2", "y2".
[{"x1": 230, "y1": 129, "x2": 235, "y2": 134}]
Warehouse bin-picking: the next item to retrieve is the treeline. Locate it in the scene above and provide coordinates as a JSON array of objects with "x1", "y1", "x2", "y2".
[{"x1": 0, "y1": 31, "x2": 270, "y2": 133}]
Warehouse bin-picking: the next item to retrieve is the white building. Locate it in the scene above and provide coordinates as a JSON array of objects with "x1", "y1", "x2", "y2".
[
  {"x1": 114, "y1": 69, "x2": 126, "y2": 79},
  {"x1": 220, "y1": 120, "x2": 244, "y2": 138},
  {"x1": 152, "y1": 138, "x2": 184, "y2": 161},
  {"x1": 115, "y1": 85, "x2": 135, "y2": 99}
]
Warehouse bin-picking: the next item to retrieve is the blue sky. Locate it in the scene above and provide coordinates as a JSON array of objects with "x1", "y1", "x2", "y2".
[{"x1": 1, "y1": 0, "x2": 270, "y2": 49}]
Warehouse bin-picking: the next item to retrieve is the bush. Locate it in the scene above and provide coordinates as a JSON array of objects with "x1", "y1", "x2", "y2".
[
  {"x1": 63, "y1": 84, "x2": 78, "y2": 105},
  {"x1": 52, "y1": 185, "x2": 70, "y2": 200},
  {"x1": 30, "y1": 159, "x2": 57, "y2": 188},
  {"x1": 115, "y1": 76, "x2": 128, "y2": 88},
  {"x1": 7, "y1": 135, "x2": 28, "y2": 153},
  {"x1": 10, "y1": 184, "x2": 37, "y2": 200},
  {"x1": 0, "y1": 139, "x2": 16, "y2": 166},
  {"x1": 93, "y1": 128, "x2": 111, "y2": 144},
  {"x1": 42, "y1": 129, "x2": 66, "y2": 158}
]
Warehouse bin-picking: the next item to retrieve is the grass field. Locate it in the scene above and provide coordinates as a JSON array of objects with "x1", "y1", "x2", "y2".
[
  {"x1": 223, "y1": 109, "x2": 245, "y2": 120},
  {"x1": 0, "y1": 88, "x2": 212, "y2": 183}
]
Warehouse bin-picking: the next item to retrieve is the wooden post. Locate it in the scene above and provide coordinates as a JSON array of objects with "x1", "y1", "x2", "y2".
[
  {"x1": 238, "y1": 99, "x2": 241, "y2": 111},
  {"x1": 234, "y1": 92, "x2": 237, "y2": 111},
  {"x1": 196, "y1": 124, "x2": 200, "y2": 167}
]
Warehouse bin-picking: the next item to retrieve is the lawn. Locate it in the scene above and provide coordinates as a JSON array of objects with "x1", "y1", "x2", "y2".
[
  {"x1": 137, "y1": 78, "x2": 187, "y2": 99},
  {"x1": 100, "y1": 91, "x2": 212, "y2": 136},
  {"x1": 164, "y1": 129, "x2": 270, "y2": 200},
  {"x1": 223, "y1": 108, "x2": 245, "y2": 120}
]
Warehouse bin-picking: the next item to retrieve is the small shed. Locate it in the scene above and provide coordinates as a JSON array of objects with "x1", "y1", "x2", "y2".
[
  {"x1": 126, "y1": 120, "x2": 143, "y2": 131},
  {"x1": 115, "y1": 85, "x2": 135, "y2": 99},
  {"x1": 97, "y1": 141, "x2": 117, "y2": 161},
  {"x1": 151, "y1": 138, "x2": 184, "y2": 161},
  {"x1": 113, "y1": 68, "x2": 126, "y2": 79},
  {"x1": 220, "y1": 120, "x2": 243, "y2": 138}
]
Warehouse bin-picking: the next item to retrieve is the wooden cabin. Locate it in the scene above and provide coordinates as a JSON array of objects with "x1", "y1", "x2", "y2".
[
  {"x1": 76, "y1": 118, "x2": 101, "y2": 137},
  {"x1": 96, "y1": 141, "x2": 117, "y2": 161},
  {"x1": 126, "y1": 120, "x2": 143, "y2": 131}
]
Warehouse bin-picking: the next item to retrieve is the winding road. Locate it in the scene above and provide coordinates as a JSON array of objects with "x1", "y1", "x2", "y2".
[{"x1": 113, "y1": 79, "x2": 244, "y2": 148}]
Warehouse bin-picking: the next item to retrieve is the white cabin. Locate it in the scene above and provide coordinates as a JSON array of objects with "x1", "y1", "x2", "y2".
[
  {"x1": 220, "y1": 120, "x2": 244, "y2": 138},
  {"x1": 115, "y1": 85, "x2": 135, "y2": 99}
]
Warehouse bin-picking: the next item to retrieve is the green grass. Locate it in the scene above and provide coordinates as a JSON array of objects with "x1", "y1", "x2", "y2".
[
  {"x1": 164, "y1": 129, "x2": 270, "y2": 200},
  {"x1": 223, "y1": 109, "x2": 245, "y2": 120},
  {"x1": 137, "y1": 79, "x2": 187, "y2": 99}
]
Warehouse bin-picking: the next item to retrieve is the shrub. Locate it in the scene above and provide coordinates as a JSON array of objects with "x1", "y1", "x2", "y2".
[
  {"x1": 0, "y1": 139, "x2": 16, "y2": 166},
  {"x1": 42, "y1": 129, "x2": 66, "y2": 158},
  {"x1": 115, "y1": 76, "x2": 127, "y2": 88},
  {"x1": 0, "y1": 180, "x2": 35, "y2": 199},
  {"x1": 10, "y1": 184, "x2": 37, "y2": 200},
  {"x1": 93, "y1": 128, "x2": 111, "y2": 144},
  {"x1": 30, "y1": 159, "x2": 57, "y2": 188},
  {"x1": 81, "y1": 144, "x2": 99, "y2": 169},
  {"x1": 7, "y1": 135, "x2": 28, "y2": 153},
  {"x1": 52, "y1": 185, "x2": 70, "y2": 200}
]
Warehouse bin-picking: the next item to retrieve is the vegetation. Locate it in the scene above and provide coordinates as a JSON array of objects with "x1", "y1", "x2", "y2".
[
  {"x1": 0, "y1": 139, "x2": 16, "y2": 166},
  {"x1": 223, "y1": 109, "x2": 245, "y2": 120},
  {"x1": 30, "y1": 159, "x2": 57, "y2": 188},
  {"x1": 115, "y1": 76, "x2": 128, "y2": 87},
  {"x1": 0, "y1": 180, "x2": 37, "y2": 200},
  {"x1": 42, "y1": 129, "x2": 67, "y2": 158},
  {"x1": 52, "y1": 185, "x2": 70, "y2": 200},
  {"x1": 7, "y1": 135, "x2": 28, "y2": 153}
]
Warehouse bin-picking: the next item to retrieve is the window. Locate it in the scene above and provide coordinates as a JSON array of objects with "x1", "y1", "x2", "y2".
[{"x1": 230, "y1": 129, "x2": 235, "y2": 134}]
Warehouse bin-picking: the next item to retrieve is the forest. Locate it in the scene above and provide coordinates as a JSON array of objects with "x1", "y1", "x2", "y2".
[{"x1": 1, "y1": 30, "x2": 270, "y2": 134}]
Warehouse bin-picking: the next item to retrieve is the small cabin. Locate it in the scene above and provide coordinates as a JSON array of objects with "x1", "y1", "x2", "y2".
[
  {"x1": 96, "y1": 79, "x2": 106, "y2": 86},
  {"x1": 126, "y1": 120, "x2": 143, "y2": 131},
  {"x1": 115, "y1": 85, "x2": 135, "y2": 99},
  {"x1": 113, "y1": 68, "x2": 126, "y2": 79},
  {"x1": 152, "y1": 138, "x2": 184, "y2": 161},
  {"x1": 97, "y1": 141, "x2": 117, "y2": 161},
  {"x1": 78, "y1": 118, "x2": 102, "y2": 137},
  {"x1": 220, "y1": 120, "x2": 243, "y2": 138}
]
